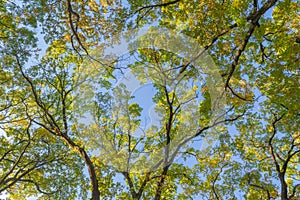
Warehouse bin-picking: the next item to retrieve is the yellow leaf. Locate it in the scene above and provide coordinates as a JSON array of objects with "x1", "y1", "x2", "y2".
[
  {"x1": 88, "y1": 1, "x2": 99, "y2": 11},
  {"x1": 100, "y1": 0, "x2": 108, "y2": 7}
]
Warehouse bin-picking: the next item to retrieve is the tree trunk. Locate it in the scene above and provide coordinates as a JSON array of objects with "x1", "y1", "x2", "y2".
[
  {"x1": 279, "y1": 173, "x2": 288, "y2": 200},
  {"x1": 61, "y1": 136, "x2": 100, "y2": 200}
]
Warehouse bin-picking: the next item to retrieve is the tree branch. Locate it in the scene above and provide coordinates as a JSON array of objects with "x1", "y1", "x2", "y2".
[
  {"x1": 133, "y1": 0, "x2": 182, "y2": 15},
  {"x1": 225, "y1": 0, "x2": 278, "y2": 94}
]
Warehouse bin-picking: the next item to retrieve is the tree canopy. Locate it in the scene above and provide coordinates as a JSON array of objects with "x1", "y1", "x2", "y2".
[{"x1": 0, "y1": 0, "x2": 299, "y2": 199}]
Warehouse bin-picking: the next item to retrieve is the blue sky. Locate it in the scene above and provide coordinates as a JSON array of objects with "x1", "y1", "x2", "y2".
[{"x1": 1, "y1": 0, "x2": 286, "y2": 199}]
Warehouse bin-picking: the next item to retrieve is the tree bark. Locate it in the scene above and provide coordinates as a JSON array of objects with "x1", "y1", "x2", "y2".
[
  {"x1": 279, "y1": 173, "x2": 288, "y2": 200},
  {"x1": 61, "y1": 136, "x2": 100, "y2": 200}
]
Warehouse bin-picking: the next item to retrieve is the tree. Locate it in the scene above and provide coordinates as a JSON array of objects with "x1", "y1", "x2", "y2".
[{"x1": 0, "y1": 0, "x2": 299, "y2": 199}]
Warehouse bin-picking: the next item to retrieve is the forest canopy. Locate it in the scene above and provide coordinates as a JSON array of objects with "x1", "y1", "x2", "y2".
[{"x1": 0, "y1": 0, "x2": 299, "y2": 199}]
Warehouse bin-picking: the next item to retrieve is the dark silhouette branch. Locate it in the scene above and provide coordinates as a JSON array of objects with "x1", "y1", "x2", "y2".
[
  {"x1": 225, "y1": 0, "x2": 278, "y2": 96},
  {"x1": 133, "y1": 0, "x2": 182, "y2": 15},
  {"x1": 247, "y1": 174, "x2": 272, "y2": 200},
  {"x1": 15, "y1": 55, "x2": 100, "y2": 200}
]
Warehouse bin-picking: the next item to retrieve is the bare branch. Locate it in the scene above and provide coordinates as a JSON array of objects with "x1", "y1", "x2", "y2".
[{"x1": 133, "y1": 0, "x2": 182, "y2": 15}]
